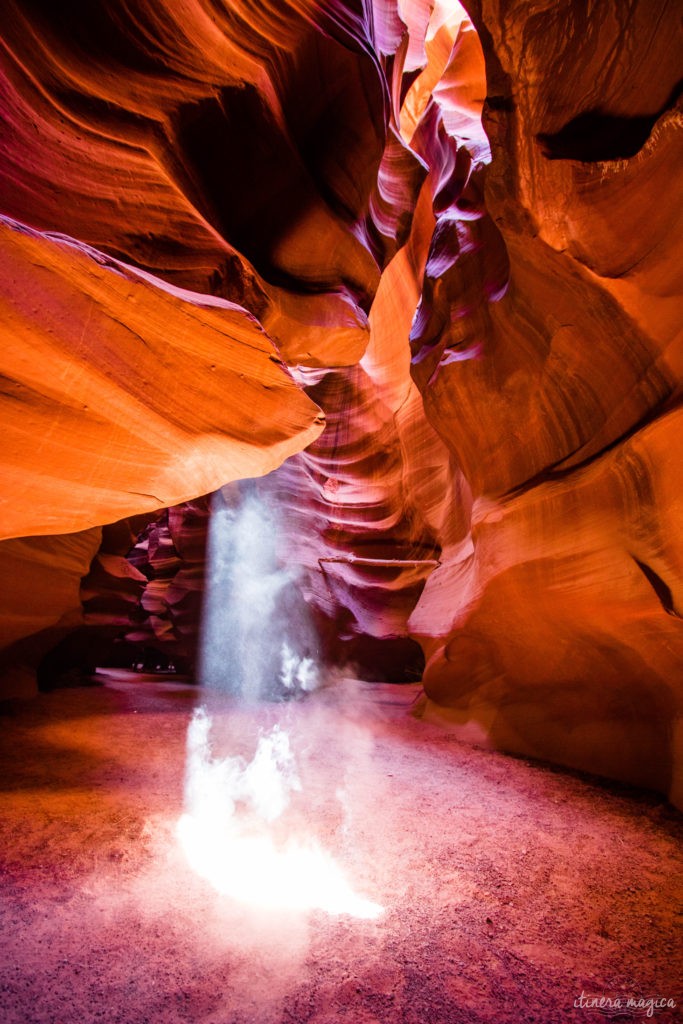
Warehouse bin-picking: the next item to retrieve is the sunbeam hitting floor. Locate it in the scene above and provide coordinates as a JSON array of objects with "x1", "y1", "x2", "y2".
[{"x1": 0, "y1": 678, "x2": 681, "y2": 1024}]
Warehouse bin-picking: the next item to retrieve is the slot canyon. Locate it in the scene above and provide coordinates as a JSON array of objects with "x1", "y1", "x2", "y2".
[{"x1": 0, "y1": 1, "x2": 681, "y2": 1021}]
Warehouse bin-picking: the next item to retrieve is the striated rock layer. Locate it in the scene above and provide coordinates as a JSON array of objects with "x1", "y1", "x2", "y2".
[
  {"x1": 408, "y1": 0, "x2": 683, "y2": 806},
  {"x1": 0, "y1": 0, "x2": 681, "y2": 804}
]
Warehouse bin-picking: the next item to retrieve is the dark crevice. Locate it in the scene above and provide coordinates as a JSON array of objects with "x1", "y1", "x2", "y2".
[
  {"x1": 632, "y1": 558, "x2": 679, "y2": 618},
  {"x1": 537, "y1": 78, "x2": 683, "y2": 162},
  {"x1": 486, "y1": 94, "x2": 515, "y2": 113}
]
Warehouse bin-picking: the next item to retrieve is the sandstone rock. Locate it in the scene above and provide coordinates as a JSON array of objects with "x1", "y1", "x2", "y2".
[
  {"x1": 0, "y1": 0, "x2": 680, "y2": 806},
  {"x1": 0, "y1": 529, "x2": 102, "y2": 695},
  {"x1": 409, "y1": 0, "x2": 683, "y2": 805},
  {"x1": 0, "y1": 217, "x2": 324, "y2": 540}
]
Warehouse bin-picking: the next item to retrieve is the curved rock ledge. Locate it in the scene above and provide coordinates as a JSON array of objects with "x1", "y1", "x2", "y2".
[{"x1": 0, "y1": 0, "x2": 680, "y2": 804}]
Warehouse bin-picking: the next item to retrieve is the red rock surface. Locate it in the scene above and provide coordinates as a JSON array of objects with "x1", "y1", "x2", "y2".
[
  {"x1": 408, "y1": 0, "x2": 683, "y2": 807},
  {"x1": 0, "y1": 528, "x2": 102, "y2": 696},
  {"x1": 0, "y1": 218, "x2": 324, "y2": 540},
  {"x1": 120, "y1": 500, "x2": 210, "y2": 668},
  {"x1": 0, "y1": 0, "x2": 681, "y2": 804}
]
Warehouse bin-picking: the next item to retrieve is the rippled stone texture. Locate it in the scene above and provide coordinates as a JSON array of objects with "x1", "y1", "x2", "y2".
[
  {"x1": 0, "y1": 218, "x2": 324, "y2": 540},
  {"x1": 409, "y1": 0, "x2": 683, "y2": 806},
  {"x1": 0, "y1": 0, "x2": 681, "y2": 804}
]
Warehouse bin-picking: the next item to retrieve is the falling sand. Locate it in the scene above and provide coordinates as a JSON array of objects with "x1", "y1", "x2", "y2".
[{"x1": 0, "y1": 677, "x2": 681, "y2": 1023}]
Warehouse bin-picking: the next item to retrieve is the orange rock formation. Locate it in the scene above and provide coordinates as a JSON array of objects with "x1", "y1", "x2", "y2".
[{"x1": 0, "y1": 0, "x2": 681, "y2": 804}]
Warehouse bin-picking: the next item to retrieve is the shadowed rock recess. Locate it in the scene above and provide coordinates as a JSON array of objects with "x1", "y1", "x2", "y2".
[{"x1": 0, "y1": 0, "x2": 681, "y2": 805}]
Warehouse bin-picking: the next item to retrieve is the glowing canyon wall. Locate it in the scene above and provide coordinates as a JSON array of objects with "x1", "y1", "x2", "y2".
[{"x1": 0, "y1": 0, "x2": 681, "y2": 805}]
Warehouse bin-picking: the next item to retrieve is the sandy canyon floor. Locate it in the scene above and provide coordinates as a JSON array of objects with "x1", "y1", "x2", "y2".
[{"x1": 0, "y1": 677, "x2": 681, "y2": 1024}]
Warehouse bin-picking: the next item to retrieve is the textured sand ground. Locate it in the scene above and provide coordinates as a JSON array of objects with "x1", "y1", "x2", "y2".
[{"x1": 0, "y1": 679, "x2": 681, "y2": 1023}]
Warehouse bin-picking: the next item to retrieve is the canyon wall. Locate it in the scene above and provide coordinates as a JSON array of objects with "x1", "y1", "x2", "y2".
[
  {"x1": 0, "y1": 0, "x2": 681, "y2": 804},
  {"x1": 409, "y1": 0, "x2": 683, "y2": 806}
]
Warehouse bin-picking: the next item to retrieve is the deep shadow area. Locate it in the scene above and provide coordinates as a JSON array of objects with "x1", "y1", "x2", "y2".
[
  {"x1": 633, "y1": 557, "x2": 679, "y2": 618},
  {"x1": 537, "y1": 80, "x2": 682, "y2": 161}
]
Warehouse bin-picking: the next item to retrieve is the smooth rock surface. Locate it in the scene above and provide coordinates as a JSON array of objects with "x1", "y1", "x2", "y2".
[{"x1": 0, "y1": 0, "x2": 681, "y2": 803}]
